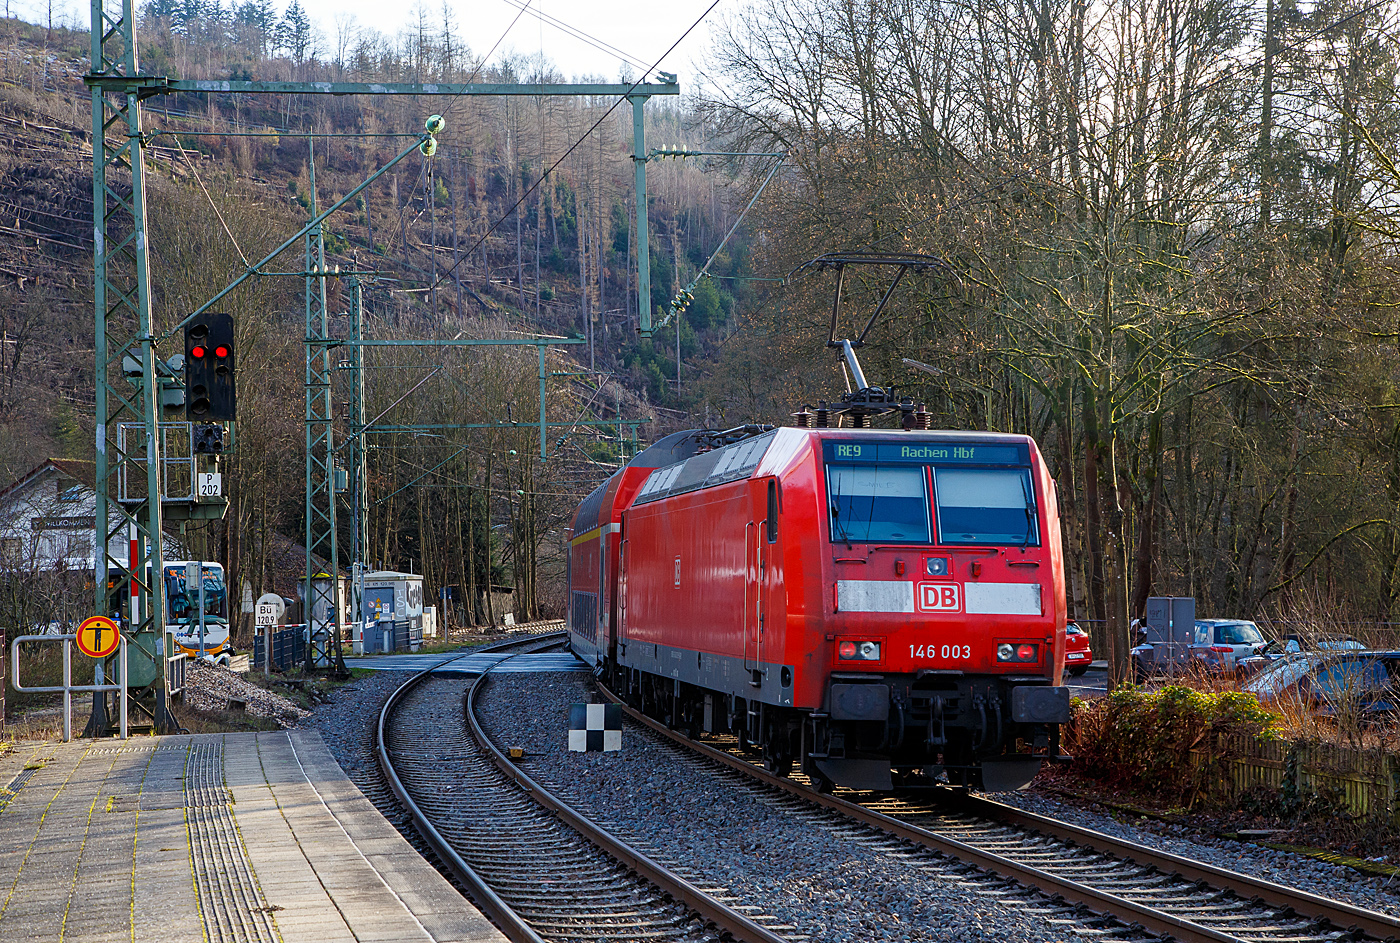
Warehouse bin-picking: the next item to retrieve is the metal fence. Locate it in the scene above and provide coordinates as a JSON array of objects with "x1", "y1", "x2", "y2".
[
  {"x1": 361, "y1": 619, "x2": 422, "y2": 654},
  {"x1": 10, "y1": 634, "x2": 128, "y2": 740},
  {"x1": 253, "y1": 619, "x2": 425, "y2": 670},
  {"x1": 251, "y1": 625, "x2": 307, "y2": 672}
]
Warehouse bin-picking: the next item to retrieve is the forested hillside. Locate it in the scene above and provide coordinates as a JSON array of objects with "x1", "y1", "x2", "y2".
[{"x1": 0, "y1": 8, "x2": 760, "y2": 627}]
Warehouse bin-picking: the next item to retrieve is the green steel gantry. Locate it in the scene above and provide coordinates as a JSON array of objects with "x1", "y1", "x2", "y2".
[{"x1": 86, "y1": 0, "x2": 678, "y2": 722}]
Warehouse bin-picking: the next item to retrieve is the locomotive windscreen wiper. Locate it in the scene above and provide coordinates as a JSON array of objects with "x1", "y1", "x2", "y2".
[
  {"x1": 831, "y1": 476, "x2": 852, "y2": 544},
  {"x1": 1020, "y1": 473, "x2": 1034, "y2": 547}
]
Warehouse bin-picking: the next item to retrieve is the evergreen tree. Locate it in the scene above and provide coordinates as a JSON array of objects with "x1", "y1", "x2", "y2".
[
  {"x1": 142, "y1": 0, "x2": 181, "y2": 22},
  {"x1": 279, "y1": 0, "x2": 312, "y2": 63},
  {"x1": 234, "y1": 0, "x2": 276, "y2": 57}
]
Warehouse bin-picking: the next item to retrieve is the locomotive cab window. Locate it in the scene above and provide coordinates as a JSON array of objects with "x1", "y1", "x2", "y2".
[
  {"x1": 933, "y1": 467, "x2": 1039, "y2": 546},
  {"x1": 826, "y1": 465, "x2": 930, "y2": 543}
]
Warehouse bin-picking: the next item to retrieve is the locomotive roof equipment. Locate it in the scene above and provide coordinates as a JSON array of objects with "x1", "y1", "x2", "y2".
[{"x1": 794, "y1": 252, "x2": 959, "y2": 429}]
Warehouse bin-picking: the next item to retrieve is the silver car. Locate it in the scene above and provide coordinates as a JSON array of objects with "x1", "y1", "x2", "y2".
[
  {"x1": 1243, "y1": 651, "x2": 1400, "y2": 718},
  {"x1": 1190, "y1": 619, "x2": 1267, "y2": 673}
]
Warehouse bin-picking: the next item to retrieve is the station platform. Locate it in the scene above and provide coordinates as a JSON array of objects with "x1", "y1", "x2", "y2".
[{"x1": 0, "y1": 730, "x2": 506, "y2": 943}]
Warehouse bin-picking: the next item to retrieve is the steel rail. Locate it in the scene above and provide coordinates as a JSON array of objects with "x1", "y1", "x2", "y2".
[
  {"x1": 376, "y1": 632, "x2": 564, "y2": 943},
  {"x1": 466, "y1": 661, "x2": 790, "y2": 943},
  {"x1": 596, "y1": 680, "x2": 1392, "y2": 943},
  {"x1": 943, "y1": 791, "x2": 1400, "y2": 942}
]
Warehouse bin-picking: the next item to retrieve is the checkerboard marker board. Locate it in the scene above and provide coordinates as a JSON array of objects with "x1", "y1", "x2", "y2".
[{"x1": 568, "y1": 703, "x2": 622, "y2": 752}]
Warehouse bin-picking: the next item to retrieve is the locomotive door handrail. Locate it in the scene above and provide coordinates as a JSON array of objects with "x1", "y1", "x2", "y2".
[
  {"x1": 757, "y1": 520, "x2": 768, "y2": 670},
  {"x1": 743, "y1": 522, "x2": 755, "y2": 673},
  {"x1": 744, "y1": 520, "x2": 765, "y2": 682},
  {"x1": 618, "y1": 536, "x2": 629, "y2": 648}
]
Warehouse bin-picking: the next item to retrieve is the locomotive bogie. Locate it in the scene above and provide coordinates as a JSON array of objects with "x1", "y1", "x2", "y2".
[{"x1": 566, "y1": 427, "x2": 1070, "y2": 793}]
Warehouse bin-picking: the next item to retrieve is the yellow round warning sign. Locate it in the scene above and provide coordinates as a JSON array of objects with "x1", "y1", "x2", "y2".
[{"x1": 76, "y1": 616, "x2": 120, "y2": 659}]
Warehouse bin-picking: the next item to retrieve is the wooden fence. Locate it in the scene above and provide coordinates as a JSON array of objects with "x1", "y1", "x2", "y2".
[{"x1": 1193, "y1": 734, "x2": 1400, "y2": 821}]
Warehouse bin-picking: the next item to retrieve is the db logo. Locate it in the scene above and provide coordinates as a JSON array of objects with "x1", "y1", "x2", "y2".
[{"x1": 918, "y1": 582, "x2": 962, "y2": 613}]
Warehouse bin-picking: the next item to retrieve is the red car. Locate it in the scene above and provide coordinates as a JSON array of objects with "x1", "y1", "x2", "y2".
[{"x1": 1065, "y1": 623, "x2": 1092, "y2": 676}]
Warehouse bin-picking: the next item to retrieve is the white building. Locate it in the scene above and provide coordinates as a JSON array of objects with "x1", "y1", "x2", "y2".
[{"x1": 0, "y1": 458, "x2": 181, "y2": 575}]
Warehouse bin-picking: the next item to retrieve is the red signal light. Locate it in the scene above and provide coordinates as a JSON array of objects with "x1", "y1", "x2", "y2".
[
  {"x1": 191, "y1": 346, "x2": 206, "y2": 359},
  {"x1": 214, "y1": 345, "x2": 229, "y2": 358}
]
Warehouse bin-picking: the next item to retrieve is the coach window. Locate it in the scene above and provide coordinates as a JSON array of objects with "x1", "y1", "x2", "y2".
[
  {"x1": 827, "y1": 465, "x2": 930, "y2": 543},
  {"x1": 932, "y1": 466, "x2": 1039, "y2": 546}
]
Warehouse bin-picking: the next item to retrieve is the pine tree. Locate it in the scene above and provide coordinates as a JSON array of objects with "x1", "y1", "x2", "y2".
[{"x1": 279, "y1": 0, "x2": 312, "y2": 63}]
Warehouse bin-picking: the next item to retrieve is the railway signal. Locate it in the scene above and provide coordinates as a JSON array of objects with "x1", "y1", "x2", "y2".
[
  {"x1": 192, "y1": 423, "x2": 224, "y2": 454},
  {"x1": 185, "y1": 312, "x2": 236, "y2": 421}
]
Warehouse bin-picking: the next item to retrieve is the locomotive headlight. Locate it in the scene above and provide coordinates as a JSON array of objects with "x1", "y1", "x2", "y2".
[
  {"x1": 996, "y1": 643, "x2": 1040, "y2": 663},
  {"x1": 838, "y1": 640, "x2": 881, "y2": 661},
  {"x1": 925, "y1": 556, "x2": 950, "y2": 577}
]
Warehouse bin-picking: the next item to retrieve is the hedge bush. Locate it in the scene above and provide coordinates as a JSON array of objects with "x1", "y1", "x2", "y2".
[{"x1": 1064, "y1": 685, "x2": 1279, "y2": 806}]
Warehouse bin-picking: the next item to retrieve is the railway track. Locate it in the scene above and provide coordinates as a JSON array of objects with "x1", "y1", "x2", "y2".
[
  {"x1": 376, "y1": 633, "x2": 794, "y2": 943},
  {"x1": 597, "y1": 679, "x2": 1400, "y2": 943}
]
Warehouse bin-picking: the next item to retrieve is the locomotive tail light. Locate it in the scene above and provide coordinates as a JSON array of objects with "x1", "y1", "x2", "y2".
[
  {"x1": 838, "y1": 640, "x2": 881, "y2": 661},
  {"x1": 997, "y1": 643, "x2": 1040, "y2": 663}
]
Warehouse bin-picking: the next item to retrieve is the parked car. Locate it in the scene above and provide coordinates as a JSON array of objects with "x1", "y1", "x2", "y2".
[
  {"x1": 1236, "y1": 633, "x2": 1368, "y2": 677},
  {"x1": 1189, "y1": 619, "x2": 1268, "y2": 673},
  {"x1": 1243, "y1": 650, "x2": 1400, "y2": 718},
  {"x1": 1281, "y1": 633, "x2": 1367, "y2": 653},
  {"x1": 1065, "y1": 622, "x2": 1092, "y2": 676}
]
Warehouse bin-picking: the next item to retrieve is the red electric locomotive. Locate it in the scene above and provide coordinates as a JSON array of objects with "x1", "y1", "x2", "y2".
[{"x1": 567, "y1": 423, "x2": 1070, "y2": 792}]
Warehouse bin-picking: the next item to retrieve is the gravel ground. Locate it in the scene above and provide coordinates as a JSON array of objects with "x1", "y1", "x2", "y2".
[
  {"x1": 476, "y1": 671, "x2": 1081, "y2": 943},
  {"x1": 183, "y1": 661, "x2": 311, "y2": 727},
  {"x1": 297, "y1": 645, "x2": 1400, "y2": 939},
  {"x1": 300, "y1": 668, "x2": 441, "y2": 874},
  {"x1": 309, "y1": 669, "x2": 417, "y2": 786},
  {"x1": 991, "y1": 788, "x2": 1400, "y2": 918}
]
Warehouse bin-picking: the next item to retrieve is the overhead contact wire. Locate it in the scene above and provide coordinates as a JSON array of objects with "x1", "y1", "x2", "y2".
[{"x1": 420, "y1": 0, "x2": 724, "y2": 301}]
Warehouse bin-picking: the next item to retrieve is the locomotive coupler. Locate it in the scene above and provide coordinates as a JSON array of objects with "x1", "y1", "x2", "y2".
[{"x1": 925, "y1": 694, "x2": 947, "y2": 747}]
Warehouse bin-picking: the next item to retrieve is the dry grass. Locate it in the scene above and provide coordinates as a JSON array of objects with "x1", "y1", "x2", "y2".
[
  {"x1": 6, "y1": 642, "x2": 102, "y2": 718},
  {"x1": 168, "y1": 704, "x2": 282, "y2": 734}
]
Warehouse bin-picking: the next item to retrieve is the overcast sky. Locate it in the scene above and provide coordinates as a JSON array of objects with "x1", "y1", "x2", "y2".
[{"x1": 31, "y1": 0, "x2": 724, "y2": 90}]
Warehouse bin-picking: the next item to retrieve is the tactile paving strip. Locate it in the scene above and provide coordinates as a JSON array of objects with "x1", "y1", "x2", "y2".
[
  {"x1": 0, "y1": 768, "x2": 38, "y2": 813},
  {"x1": 185, "y1": 738, "x2": 280, "y2": 943}
]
